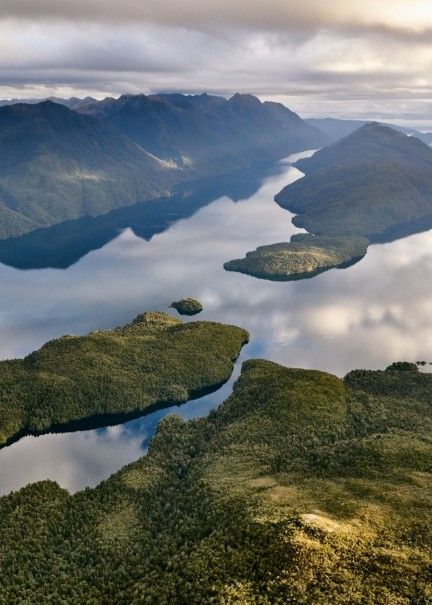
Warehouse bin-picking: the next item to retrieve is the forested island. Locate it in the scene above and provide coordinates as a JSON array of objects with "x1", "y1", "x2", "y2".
[
  {"x1": 224, "y1": 234, "x2": 368, "y2": 280},
  {"x1": 0, "y1": 311, "x2": 248, "y2": 446},
  {"x1": 170, "y1": 298, "x2": 203, "y2": 315},
  {"x1": 0, "y1": 357, "x2": 430, "y2": 603}
]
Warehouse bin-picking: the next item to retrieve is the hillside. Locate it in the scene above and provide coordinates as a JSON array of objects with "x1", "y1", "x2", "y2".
[
  {"x1": 0, "y1": 358, "x2": 430, "y2": 603},
  {"x1": 0, "y1": 311, "x2": 248, "y2": 446},
  {"x1": 80, "y1": 92, "x2": 328, "y2": 178},
  {"x1": 0, "y1": 101, "x2": 176, "y2": 239},
  {"x1": 276, "y1": 123, "x2": 432, "y2": 237},
  {"x1": 224, "y1": 234, "x2": 368, "y2": 280}
]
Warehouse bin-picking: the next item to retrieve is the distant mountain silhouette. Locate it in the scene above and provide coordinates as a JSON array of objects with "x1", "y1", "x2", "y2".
[
  {"x1": 0, "y1": 96, "x2": 98, "y2": 109},
  {"x1": 276, "y1": 123, "x2": 432, "y2": 238},
  {"x1": 307, "y1": 117, "x2": 432, "y2": 146}
]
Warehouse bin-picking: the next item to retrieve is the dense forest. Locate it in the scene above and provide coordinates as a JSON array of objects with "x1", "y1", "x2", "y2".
[
  {"x1": 0, "y1": 311, "x2": 248, "y2": 446},
  {"x1": 0, "y1": 357, "x2": 430, "y2": 603}
]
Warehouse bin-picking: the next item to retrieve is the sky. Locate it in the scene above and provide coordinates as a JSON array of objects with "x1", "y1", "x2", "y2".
[{"x1": 1, "y1": 0, "x2": 432, "y2": 124}]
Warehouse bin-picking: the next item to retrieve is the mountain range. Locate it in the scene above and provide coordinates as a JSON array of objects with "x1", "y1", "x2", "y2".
[
  {"x1": 0, "y1": 93, "x2": 327, "y2": 240},
  {"x1": 78, "y1": 93, "x2": 326, "y2": 178},
  {"x1": 276, "y1": 122, "x2": 432, "y2": 238},
  {"x1": 0, "y1": 96, "x2": 98, "y2": 111}
]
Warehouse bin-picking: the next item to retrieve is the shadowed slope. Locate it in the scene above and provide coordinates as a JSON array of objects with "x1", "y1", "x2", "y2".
[
  {"x1": 81, "y1": 92, "x2": 328, "y2": 178},
  {"x1": 0, "y1": 101, "x2": 176, "y2": 239}
]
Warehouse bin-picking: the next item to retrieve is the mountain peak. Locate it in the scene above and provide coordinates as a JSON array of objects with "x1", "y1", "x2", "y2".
[
  {"x1": 229, "y1": 93, "x2": 262, "y2": 107},
  {"x1": 296, "y1": 120, "x2": 432, "y2": 177},
  {"x1": 350, "y1": 121, "x2": 403, "y2": 138},
  {"x1": 277, "y1": 114, "x2": 432, "y2": 240}
]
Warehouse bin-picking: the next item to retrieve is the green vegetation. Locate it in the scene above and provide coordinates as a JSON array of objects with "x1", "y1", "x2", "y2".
[
  {"x1": 0, "y1": 311, "x2": 248, "y2": 446},
  {"x1": 170, "y1": 298, "x2": 203, "y2": 315},
  {"x1": 224, "y1": 234, "x2": 368, "y2": 280},
  {"x1": 0, "y1": 101, "x2": 175, "y2": 239},
  {"x1": 276, "y1": 123, "x2": 432, "y2": 238},
  {"x1": 0, "y1": 357, "x2": 430, "y2": 603}
]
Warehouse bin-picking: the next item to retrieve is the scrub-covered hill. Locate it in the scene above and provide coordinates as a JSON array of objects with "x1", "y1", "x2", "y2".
[
  {"x1": 0, "y1": 358, "x2": 430, "y2": 603},
  {"x1": 0, "y1": 312, "x2": 248, "y2": 446},
  {"x1": 224, "y1": 234, "x2": 368, "y2": 280}
]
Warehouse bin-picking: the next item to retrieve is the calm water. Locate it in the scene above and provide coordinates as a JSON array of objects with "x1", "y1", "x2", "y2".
[{"x1": 1, "y1": 150, "x2": 432, "y2": 495}]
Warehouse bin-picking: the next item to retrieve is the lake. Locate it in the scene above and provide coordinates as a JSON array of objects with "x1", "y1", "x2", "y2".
[{"x1": 1, "y1": 150, "x2": 432, "y2": 495}]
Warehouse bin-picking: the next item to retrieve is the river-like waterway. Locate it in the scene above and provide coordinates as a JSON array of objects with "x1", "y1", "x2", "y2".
[{"x1": 1, "y1": 150, "x2": 432, "y2": 495}]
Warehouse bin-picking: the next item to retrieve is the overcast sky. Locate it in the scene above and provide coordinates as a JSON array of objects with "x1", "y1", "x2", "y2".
[{"x1": 1, "y1": 0, "x2": 432, "y2": 124}]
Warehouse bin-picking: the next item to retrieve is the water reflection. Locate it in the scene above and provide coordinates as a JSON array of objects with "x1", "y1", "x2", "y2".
[
  {"x1": 0, "y1": 162, "x2": 284, "y2": 270},
  {"x1": 0, "y1": 354, "x2": 245, "y2": 495},
  {"x1": 1, "y1": 149, "x2": 432, "y2": 495}
]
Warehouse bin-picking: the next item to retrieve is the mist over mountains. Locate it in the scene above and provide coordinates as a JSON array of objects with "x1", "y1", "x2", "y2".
[
  {"x1": 0, "y1": 93, "x2": 327, "y2": 240},
  {"x1": 1, "y1": 90, "x2": 432, "y2": 244}
]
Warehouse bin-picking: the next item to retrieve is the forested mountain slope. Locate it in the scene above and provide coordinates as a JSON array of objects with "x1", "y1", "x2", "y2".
[
  {"x1": 0, "y1": 94, "x2": 327, "y2": 240},
  {"x1": 0, "y1": 101, "x2": 176, "y2": 239},
  {"x1": 80, "y1": 92, "x2": 328, "y2": 178},
  {"x1": 0, "y1": 358, "x2": 430, "y2": 603},
  {"x1": 276, "y1": 123, "x2": 432, "y2": 237}
]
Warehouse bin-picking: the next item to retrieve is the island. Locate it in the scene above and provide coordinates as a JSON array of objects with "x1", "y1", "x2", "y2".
[
  {"x1": 0, "y1": 311, "x2": 248, "y2": 446},
  {"x1": 170, "y1": 297, "x2": 203, "y2": 315},
  {"x1": 0, "y1": 357, "x2": 430, "y2": 603},
  {"x1": 224, "y1": 234, "x2": 368, "y2": 280}
]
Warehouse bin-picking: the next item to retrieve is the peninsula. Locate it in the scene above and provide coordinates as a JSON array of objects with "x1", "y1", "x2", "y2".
[
  {"x1": 0, "y1": 311, "x2": 248, "y2": 446},
  {"x1": 224, "y1": 234, "x2": 368, "y2": 280},
  {"x1": 0, "y1": 358, "x2": 430, "y2": 603}
]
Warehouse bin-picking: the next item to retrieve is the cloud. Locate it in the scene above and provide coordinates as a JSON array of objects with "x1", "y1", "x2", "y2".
[
  {"x1": 2, "y1": 0, "x2": 432, "y2": 36},
  {"x1": 0, "y1": 2, "x2": 431, "y2": 122}
]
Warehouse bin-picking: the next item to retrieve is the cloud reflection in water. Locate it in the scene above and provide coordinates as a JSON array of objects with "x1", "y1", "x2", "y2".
[{"x1": 1, "y1": 151, "x2": 432, "y2": 494}]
